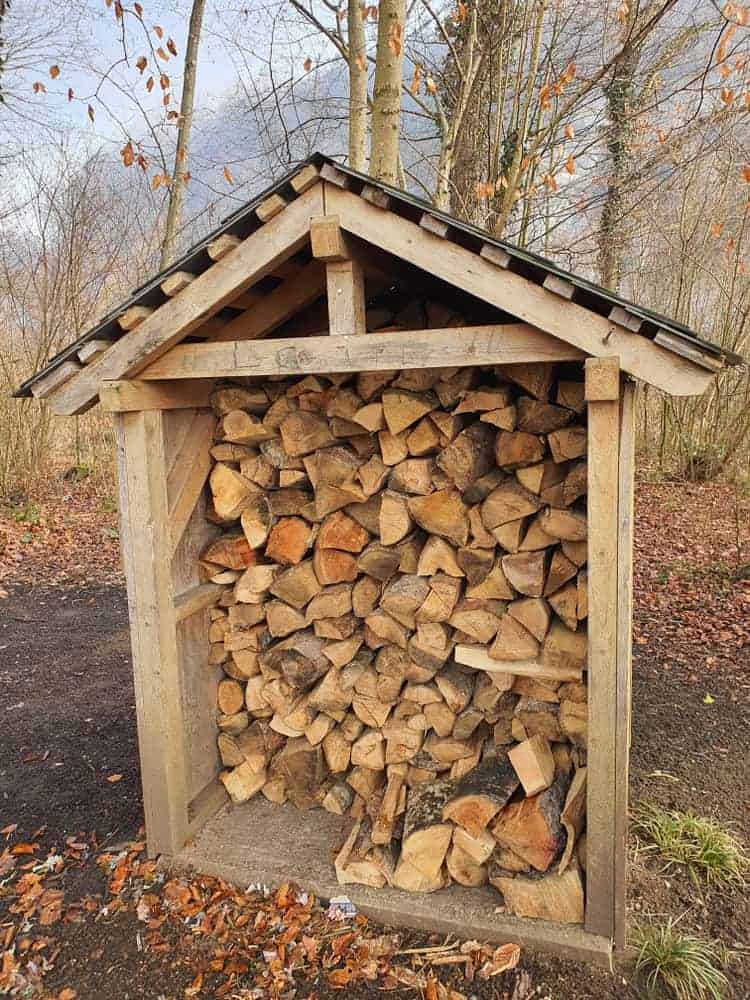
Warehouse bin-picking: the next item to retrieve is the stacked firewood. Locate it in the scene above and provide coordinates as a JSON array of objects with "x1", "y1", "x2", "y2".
[{"x1": 201, "y1": 354, "x2": 589, "y2": 924}]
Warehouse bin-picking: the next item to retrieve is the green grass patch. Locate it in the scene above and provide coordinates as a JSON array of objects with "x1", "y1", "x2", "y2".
[
  {"x1": 634, "y1": 803, "x2": 749, "y2": 888},
  {"x1": 633, "y1": 920, "x2": 730, "y2": 1000}
]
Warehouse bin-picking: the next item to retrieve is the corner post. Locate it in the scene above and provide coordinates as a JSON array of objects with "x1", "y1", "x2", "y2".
[
  {"x1": 310, "y1": 214, "x2": 366, "y2": 335},
  {"x1": 113, "y1": 408, "x2": 190, "y2": 857},
  {"x1": 583, "y1": 356, "x2": 621, "y2": 940}
]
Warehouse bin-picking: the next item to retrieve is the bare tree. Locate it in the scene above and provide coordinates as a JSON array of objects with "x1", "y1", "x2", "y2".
[
  {"x1": 371, "y1": 0, "x2": 406, "y2": 183},
  {"x1": 347, "y1": 0, "x2": 368, "y2": 171}
]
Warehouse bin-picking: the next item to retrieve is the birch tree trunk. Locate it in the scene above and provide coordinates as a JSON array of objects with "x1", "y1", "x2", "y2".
[
  {"x1": 370, "y1": 0, "x2": 406, "y2": 185},
  {"x1": 160, "y1": 0, "x2": 207, "y2": 269},
  {"x1": 347, "y1": 0, "x2": 368, "y2": 171}
]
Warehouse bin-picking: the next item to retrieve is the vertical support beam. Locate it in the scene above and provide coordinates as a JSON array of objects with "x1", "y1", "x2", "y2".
[
  {"x1": 614, "y1": 381, "x2": 636, "y2": 954},
  {"x1": 311, "y1": 214, "x2": 367, "y2": 335},
  {"x1": 326, "y1": 259, "x2": 366, "y2": 335},
  {"x1": 113, "y1": 409, "x2": 190, "y2": 857},
  {"x1": 583, "y1": 356, "x2": 621, "y2": 939}
]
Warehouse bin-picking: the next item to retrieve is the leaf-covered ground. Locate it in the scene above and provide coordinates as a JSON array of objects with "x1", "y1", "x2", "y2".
[{"x1": 0, "y1": 478, "x2": 748, "y2": 999}]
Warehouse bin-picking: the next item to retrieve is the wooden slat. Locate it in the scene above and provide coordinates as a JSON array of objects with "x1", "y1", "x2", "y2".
[
  {"x1": 614, "y1": 381, "x2": 636, "y2": 955},
  {"x1": 113, "y1": 409, "x2": 189, "y2": 856},
  {"x1": 30, "y1": 359, "x2": 82, "y2": 399},
  {"x1": 256, "y1": 193, "x2": 288, "y2": 222},
  {"x1": 543, "y1": 274, "x2": 575, "y2": 300},
  {"x1": 162, "y1": 271, "x2": 197, "y2": 296},
  {"x1": 118, "y1": 305, "x2": 154, "y2": 331},
  {"x1": 608, "y1": 305, "x2": 642, "y2": 332},
  {"x1": 207, "y1": 261, "x2": 325, "y2": 342},
  {"x1": 325, "y1": 184, "x2": 715, "y2": 396},
  {"x1": 139, "y1": 324, "x2": 586, "y2": 380},
  {"x1": 78, "y1": 339, "x2": 112, "y2": 364},
  {"x1": 174, "y1": 582, "x2": 223, "y2": 623},
  {"x1": 100, "y1": 379, "x2": 216, "y2": 412},
  {"x1": 167, "y1": 410, "x2": 216, "y2": 556},
  {"x1": 320, "y1": 162, "x2": 350, "y2": 188},
  {"x1": 45, "y1": 185, "x2": 324, "y2": 416},
  {"x1": 187, "y1": 777, "x2": 228, "y2": 831},
  {"x1": 290, "y1": 163, "x2": 321, "y2": 194},
  {"x1": 361, "y1": 184, "x2": 391, "y2": 209},
  {"x1": 420, "y1": 213, "x2": 450, "y2": 238},
  {"x1": 584, "y1": 357, "x2": 621, "y2": 939},
  {"x1": 454, "y1": 644, "x2": 582, "y2": 682},
  {"x1": 208, "y1": 234, "x2": 241, "y2": 261},
  {"x1": 480, "y1": 243, "x2": 511, "y2": 269}
]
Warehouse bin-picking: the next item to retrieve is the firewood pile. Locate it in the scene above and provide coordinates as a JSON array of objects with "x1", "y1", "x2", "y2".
[{"x1": 201, "y1": 353, "x2": 589, "y2": 925}]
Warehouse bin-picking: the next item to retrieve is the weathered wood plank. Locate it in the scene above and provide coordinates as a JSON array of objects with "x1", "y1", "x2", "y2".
[
  {"x1": 113, "y1": 409, "x2": 189, "y2": 856},
  {"x1": 99, "y1": 379, "x2": 216, "y2": 412},
  {"x1": 174, "y1": 582, "x2": 223, "y2": 623},
  {"x1": 45, "y1": 185, "x2": 324, "y2": 416},
  {"x1": 325, "y1": 184, "x2": 715, "y2": 396},
  {"x1": 326, "y1": 260, "x2": 366, "y2": 335},
  {"x1": 614, "y1": 381, "x2": 636, "y2": 954},
  {"x1": 207, "y1": 261, "x2": 325, "y2": 342},
  {"x1": 140, "y1": 324, "x2": 585, "y2": 380},
  {"x1": 30, "y1": 360, "x2": 82, "y2": 399},
  {"x1": 167, "y1": 410, "x2": 216, "y2": 555},
  {"x1": 78, "y1": 339, "x2": 113, "y2": 365},
  {"x1": 584, "y1": 358, "x2": 621, "y2": 939}
]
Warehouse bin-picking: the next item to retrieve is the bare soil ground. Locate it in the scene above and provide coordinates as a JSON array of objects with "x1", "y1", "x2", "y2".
[{"x1": 0, "y1": 478, "x2": 748, "y2": 999}]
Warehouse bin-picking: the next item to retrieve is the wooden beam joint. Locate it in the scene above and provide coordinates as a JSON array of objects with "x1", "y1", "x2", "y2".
[{"x1": 585, "y1": 357, "x2": 620, "y2": 402}]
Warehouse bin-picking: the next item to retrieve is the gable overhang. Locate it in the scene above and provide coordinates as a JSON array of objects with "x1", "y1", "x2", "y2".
[{"x1": 14, "y1": 154, "x2": 744, "y2": 414}]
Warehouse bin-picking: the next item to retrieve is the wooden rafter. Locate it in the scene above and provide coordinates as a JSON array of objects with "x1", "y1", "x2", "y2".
[
  {"x1": 44, "y1": 184, "x2": 324, "y2": 416},
  {"x1": 324, "y1": 184, "x2": 715, "y2": 396}
]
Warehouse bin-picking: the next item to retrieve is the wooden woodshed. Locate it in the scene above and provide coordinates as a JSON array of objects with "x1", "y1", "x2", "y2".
[{"x1": 15, "y1": 153, "x2": 743, "y2": 966}]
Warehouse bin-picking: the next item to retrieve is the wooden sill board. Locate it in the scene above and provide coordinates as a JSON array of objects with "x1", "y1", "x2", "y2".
[{"x1": 172, "y1": 797, "x2": 612, "y2": 966}]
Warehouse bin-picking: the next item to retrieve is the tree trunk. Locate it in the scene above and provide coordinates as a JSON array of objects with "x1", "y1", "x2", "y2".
[
  {"x1": 370, "y1": 0, "x2": 406, "y2": 185},
  {"x1": 160, "y1": 0, "x2": 207, "y2": 268},
  {"x1": 347, "y1": 0, "x2": 368, "y2": 171}
]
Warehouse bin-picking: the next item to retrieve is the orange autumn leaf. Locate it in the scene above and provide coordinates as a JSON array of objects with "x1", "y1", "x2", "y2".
[
  {"x1": 154, "y1": 24, "x2": 164, "y2": 38},
  {"x1": 121, "y1": 142, "x2": 135, "y2": 167},
  {"x1": 49, "y1": 65, "x2": 60, "y2": 79},
  {"x1": 327, "y1": 968, "x2": 351, "y2": 987},
  {"x1": 156, "y1": 46, "x2": 168, "y2": 60},
  {"x1": 565, "y1": 154, "x2": 576, "y2": 175},
  {"x1": 742, "y1": 165, "x2": 750, "y2": 182},
  {"x1": 136, "y1": 55, "x2": 147, "y2": 74},
  {"x1": 564, "y1": 123, "x2": 575, "y2": 140},
  {"x1": 720, "y1": 86, "x2": 734, "y2": 104},
  {"x1": 223, "y1": 166, "x2": 235, "y2": 185},
  {"x1": 107, "y1": 773, "x2": 122, "y2": 782},
  {"x1": 10, "y1": 843, "x2": 37, "y2": 856},
  {"x1": 409, "y1": 64, "x2": 421, "y2": 95},
  {"x1": 710, "y1": 221, "x2": 725, "y2": 237},
  {"x1": 167, "y1": 37, "x2": 178, "y2": 57},
  {"x1": 426, "y1": 75, "x2": 437, "y2": 94},
  {"x1": 303, "y1": 56, "x2": 313, "y2": 72}
]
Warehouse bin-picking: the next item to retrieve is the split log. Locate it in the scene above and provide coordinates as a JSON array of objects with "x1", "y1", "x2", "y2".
[
  {"x1": 435, "y1": 665, "x2": 474, "y2": 714},
  {"x1": 390, "y1": 458, "x2": 438, "y2": 495},
  {"x1": 217, "y1": 678, "x2": 245, "y2": 715},
  {"x1": 541, "y1": 621, "x2": 587, "y2": 673},
  {"x1": 416, "y1": 536, "x2": 463, "y2": 577},
  {"x1": 220, "y1": 760, "x2": 267, "y2": 803},
  {"x1": 305, "y1": 583, "x2": 353, "y2": 623},
  {"x1": 400, "y1": 778, "x2": 455, "y2": 876},
  {"x1": 495, "y1": 363, "x2": 555, "y2": 401},
  {"x1": 408, "y1": 489, "x2": 469, "y2": 547},
  {"x1": 210, "y1": 464, "x2": 259, "y2": 520},
  {"x1": 265, "y1": 517, "x2": 313, "y2": 565},
  {"x1": 539, "y1": 507, "x2": 587, "y2": 543},
  {"x1": 378, "y1": 429, "x2": 409, "y2": 466},
  {"x1": 491, "y1": 771, "x2": 569, "y2": 871},
  {"x1": 358, "y1": 455, "x2": 389, "y2": 496},
  {"x1": 442, "y1": 754, "x2": 519, "y2": 837},
  {"x1": 481, "y1": 481, "x2": 540, "y2": 529},
  {"x1": 507, "y1": 597, "x2": 551, "y2": 642},
  {"x1": 221, "y1": 410, "x2": 276, "y2": 445},
  {"x1": 436, "y1": 423, "x2": 496, "y2": 491},
  {"x1": 318, "y1": 510, "x2": 370, "y2": 551},
  {"x1": 371, "y1": 764, "x2": 408, "y2": 844},
  {"x1": 508, "y1": 735, "x2": 555, "y2": 796},
  {"x1": 489, "y1": 613, "x2": 540, "y2": 662},
  {"x1": 335, "y1": 819, "x2": 391, "y2": 888},
  {"x1": 548, "y1": 582, "x2": 578, "y2": 631},
  {"x1": 501, "y1": 552, "x2": 549, "y2": 598},
  {"x1": 516, "y1": 460, "x2": 567, "y2": 496},
  {"x1": 446, "y1": 843, "x2": 487, "y2": 887},
  {"x1": 544, "y1": 548, "x2": 579, "y2": 596},
  {"x1": 323, "y1": 729, "x2": 352, "y2": 772},
  {"x1": 392, "y1": 856, "x2": 447, "y2": 892},
  {"x1": 351, "y1": 729, "x2": 386, "y2": 769},
  {"x1": 379, "y1": 490, "x2": 414, "y2": 545},
  {"x1": 211, "y1": 385, "x2": 268, "y2": 415},
  {"x1": 465, "y1": 559, "x2": 515, "y2": 600},
  {"x1": 322, "y1": 780, "x2": 355, "y2": 815},
  {"x1": 556, "y1": 380, "x2": 585, "y2": 414},
  {"x1": 357, "y1": 543, "x2": 401, "y2": 582},
  {"x1": 495, "y1": 431, "x2": 545, "y2": 469},
  {"x1": 547, "y1": 426, "x2": 587, "y2": 463},
  {"x1": 380, "y1": 574, "x2": 431, "y2": 629},
  {"x1": 416, "y1": 573, "x2": 462, "y2": 622},
  {"x1": 491, "y1": 865, "x2": 584, "y2": 924},
  {"x1": 424, "y1": 701, "x2": 457, "y2": 738},
  {"x1": 382, "y1": 389, "x2": 437, "y2": 435},
  {"x1": 516, "y1": 397, "x2": 573, "y2": 434},
  {"x1": 449, "y1": 599, "x2": 503, "y2": 643},
  {"x1": 346, "y1": 494, "x2": 382, "y2": 535},
  {"x1": 515, "y1": 697, "x2": 562, "y2": 742},
  {"x1": 558, "y1": 766, "x2": 587, "y2": 872},
  {"x1": 269, "y1": 737, "x2": 328, "y2": 809},
  {"x1": 454, "y1": 385, "x2": 513, "y2": 413},
  {"x1": 313, "y1": 548, "x2": 359, "y2": 585},
  {"x1": 480, "y1": 405, "x2": 517, "y2": 430},
  {"x1": 407, "y1": 416, "x2": 441, "y2": 456},
  {"x1": 240, "y1": 496, "x2": 273, "y2": 549},
  {"x1": 201, "y1": 535, "x2": 255, "y2": 571},
  {"x1": 279, "y1": 411, "x2": 334, "y2": 456},
  {"x1": 269, "y1": 560, "x2": 322, "y2": 609},
  {"x1": 453, "y1": 825, "x2": 496, "y2": 865},
  {"x1": 456, "y1": 547, "x2": 494, "y2": 586},
  {"x1": 560, "y1": 699, "x2": 587, "y2": 748},
  {"x1": 352, "y1": 575, "x2": 382, "y2": 617}
]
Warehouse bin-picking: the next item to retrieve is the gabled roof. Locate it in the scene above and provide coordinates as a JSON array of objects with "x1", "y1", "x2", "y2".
[{"x1": 15, "y1": 151, "x2": 744, "y2": 407}]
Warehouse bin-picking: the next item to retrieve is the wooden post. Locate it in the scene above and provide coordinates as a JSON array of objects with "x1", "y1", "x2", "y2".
[
  {"x1": 614, "y1": 381, "x2": 636, "y2": 954},
  {"x1": 113, "y1": 409, "x2": 191, "y2": 857},
  {"x1": 310, "y1": 214, "x2": 366, "y2": 335},
  {"x1": 583, "y1": 356, "x2": 621, "y2": 939}
]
